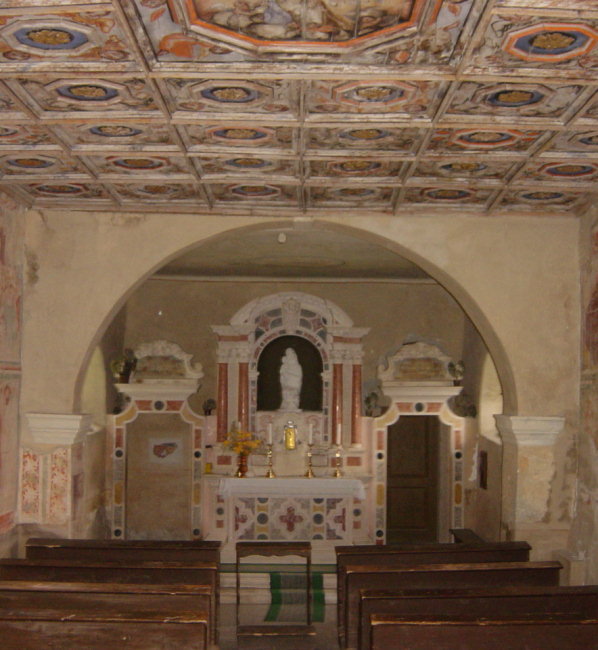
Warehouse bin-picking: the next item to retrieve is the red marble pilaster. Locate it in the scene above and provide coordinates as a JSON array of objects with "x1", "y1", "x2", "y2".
[
  {"x1": 351, "y1": 363, "x2": 362, "y2": 446},
  {"x1": 332, "y1": 363, "x2": 343, "y2": 445},
  {"x1": 217, "y1": 362, "x2": 228, "y2": 441},
  {"x1": 237, "y1": 362, "x2": 249, "y2": 431}
]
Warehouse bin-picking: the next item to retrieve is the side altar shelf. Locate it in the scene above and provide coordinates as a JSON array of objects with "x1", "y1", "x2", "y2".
[{"x1": 217, "y1": 477, "x2": 366, "y2": 500}]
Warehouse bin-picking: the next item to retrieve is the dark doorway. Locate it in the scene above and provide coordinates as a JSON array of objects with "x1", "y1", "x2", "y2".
[
  {"x1": 257, "y1": 335, "x2": 323, "y2": 411},
  {"x1": 386, "y1": 415, "x2": 440, "y2": 543}
]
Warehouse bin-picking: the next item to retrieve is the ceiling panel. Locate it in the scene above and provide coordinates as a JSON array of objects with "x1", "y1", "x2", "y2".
[{"x1": 0, "y1": 0, "x2": 596, "y2": 216}]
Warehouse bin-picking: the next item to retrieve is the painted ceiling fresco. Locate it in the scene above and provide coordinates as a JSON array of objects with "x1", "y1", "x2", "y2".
[{"x1": 1, "y1": 0, "x2": 598, "y2": 216}]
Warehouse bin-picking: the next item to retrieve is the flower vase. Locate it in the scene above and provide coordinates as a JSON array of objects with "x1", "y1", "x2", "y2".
[{"x1": 235, "y1": 453, "x2": 248, "y2": 478}]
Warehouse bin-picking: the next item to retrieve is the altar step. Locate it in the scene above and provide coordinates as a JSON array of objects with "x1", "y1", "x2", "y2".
[{"x1": 219, "y1": 564, "x2": 337, "y2": 604}]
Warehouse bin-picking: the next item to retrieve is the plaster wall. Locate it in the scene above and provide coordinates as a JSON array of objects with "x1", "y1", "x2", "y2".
[
  {"x1": 573, "y1": 207, "x2": 598, "y2": 582},
  {"x1": 20, "y1": 210, "x2": 580, "y2": 422},
  {"x1": 123, "y1": 278, "x2": 466, "y2": 415},
  {"x1": 12, "y1": 207, "x2": 585, "y2": 559},
  {"x1": 0, "y1": 196, "x2": 23, "y2": 553}
]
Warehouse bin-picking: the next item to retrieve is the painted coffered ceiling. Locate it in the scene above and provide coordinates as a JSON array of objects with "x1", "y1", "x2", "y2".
[{"x1": 1, "y1": 0, "x2": 598, "y2": 216}]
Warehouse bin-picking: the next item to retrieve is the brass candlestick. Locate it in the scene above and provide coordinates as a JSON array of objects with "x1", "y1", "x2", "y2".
[
  {"x1": 305, "y1": 443, "x2": 315, "y2": 478},
  {"x1": 333, "y1": 445, "x2": 343, "y2": 478},
  {"x1": 265, "y1": 443, "x2": 276, "y2": 478}
]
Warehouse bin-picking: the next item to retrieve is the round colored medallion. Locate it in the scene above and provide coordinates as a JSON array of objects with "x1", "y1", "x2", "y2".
[
  {"x1": 112, "y1": 157, "x2": 164, "y2": 170},
  {"x1": 340, "y1": 128, "x2": 389, "y2": 141},
  {"x1": 487, "y1": 89, "x2": 543, "y2": 107},
  {"x1": 214, "y1": 128, "x2": 268, "y2": 140},
  {"x1": 58, "y1": 84, "x2": 118, "y2": 101},
  {"x1": 8, "y1": 157, "x2": 53, "y2": 169},
  {"x1": 425, "y1": 188, "x2": 471, "y2": 200},
  {"x1": 201, "y1": 86, "x2": 258, "y2": 103},
  {"x1": 516, "y1": 30, "x2": 587, "y2": 55},
  {"x1": 15, "y1": 27, "x2": 88, "y2": 50},
  {"x1": 90, "y1": 125, "x2": 142, "y2": 138},
  {"x1": 345, "y1": 85, "x2": 404, "y2": 103},
  {"x1": 225, "y1": 157, "x2": 271, "y2": 169},
  {"x1": 440, "y1": 162, "x2": 487, "y2": 174},
  {"x1": 333, "y1": 160, "x2": 381, "y2": 173},
  {"x1": 35, "y1": 184, "x2": 84, "y2": 195},
  {"x1": 521, "y1": 191, "x2": 564, "y2": 201},
  {"x1": 543, "y1": 163, "x2": 595, "y2": 177},
  {"x1": 231, "y1": 184, "x2": 279, "y2": 197}
]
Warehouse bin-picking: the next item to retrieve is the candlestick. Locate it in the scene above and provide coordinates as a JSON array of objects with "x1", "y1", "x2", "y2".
[
  {"x1": 267, "y1": 423, "x2": 273, "y2": 445},
  {"x1": 265, "y1": 443, "x2": 276, "y2": 478},
  {"x1": 308, "y1": 423, "x2": 313, "y2": 445},
  {"x1": 305, "y1": 442, "x2": 314, "y2": 478},
  {"x1": 333, "y1": 445, "x2": 343, "y2": 478}
]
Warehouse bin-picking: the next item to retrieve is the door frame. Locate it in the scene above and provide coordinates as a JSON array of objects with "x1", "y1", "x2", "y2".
[{"x1": 371, "y1": 386, "x2": 464, "y2": 544}]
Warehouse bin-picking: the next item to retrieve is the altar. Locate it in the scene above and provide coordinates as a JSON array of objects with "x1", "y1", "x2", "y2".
[{"x1": 201, "y1": 476, "x2": 369, "y2": 562}]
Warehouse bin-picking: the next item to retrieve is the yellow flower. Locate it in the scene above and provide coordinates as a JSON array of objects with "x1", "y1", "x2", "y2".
[{"x1": 223, "y1": 427, "x2": 262, "y2": 456}]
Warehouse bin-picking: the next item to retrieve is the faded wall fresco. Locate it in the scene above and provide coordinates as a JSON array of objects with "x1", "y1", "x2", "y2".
[
  {"x1": 0, "y1": 194, "x2": 23, "y2": 549},
  {"x1": 575, "y1": 208, "x2": 598, "y2": 582}
]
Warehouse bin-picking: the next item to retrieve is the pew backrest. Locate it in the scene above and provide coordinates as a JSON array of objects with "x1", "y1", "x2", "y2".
[
  {"x1": 342, "y1": 560, "x2": 562, "y2": 649},
  {"x1": 358, "y1": 585, "x2": 598, "y2": 650},
  {"x1": 369, "y1": 613, "x2": 598, "y2": 650},
  {"x1": 0, "y1": 559, "x2": 219, "y2": 645},
  {"x1": 335, "y1": 541, "x2": 531, "y2": 645},
  {"x1": 0, "y1": 591, "x2": 209, "y2": 649},
  {"x1": 25, "y1": 537, "x2": 221, "y2": 564},
  {"x1": 0, "y1": 579, "x2": 217, "y2": 645}
]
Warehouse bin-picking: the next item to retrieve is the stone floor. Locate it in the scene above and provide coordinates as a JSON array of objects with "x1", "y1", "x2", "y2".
[{"x1": 219, "y1": 602, "x2": 339, "y2": 649}]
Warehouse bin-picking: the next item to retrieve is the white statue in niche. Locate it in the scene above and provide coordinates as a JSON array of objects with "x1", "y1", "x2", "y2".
[{"x1": 279, "y1": 348, "x2": 302, "y2": 411}]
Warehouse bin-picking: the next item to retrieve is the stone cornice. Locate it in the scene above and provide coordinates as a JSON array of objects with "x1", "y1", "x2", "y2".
[{"x1": 495, "y1": 415, "x2": 565, "y2": 446}]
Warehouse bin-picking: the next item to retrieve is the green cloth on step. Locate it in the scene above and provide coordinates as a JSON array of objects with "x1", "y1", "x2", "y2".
[{"x1": 265, "y1": 571, "x2": 325, "y2": 622}]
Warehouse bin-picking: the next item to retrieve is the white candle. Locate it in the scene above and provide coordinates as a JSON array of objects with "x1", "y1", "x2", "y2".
[
  {"x1": 336, "y1": 423, "x2": 341, "y2": 446},
  {"x1": 267, "y1": 423, "x2": 273, "y2": 445},
  {"x1": 308, "y1": 423, "x2": 313, "y2": 445}
]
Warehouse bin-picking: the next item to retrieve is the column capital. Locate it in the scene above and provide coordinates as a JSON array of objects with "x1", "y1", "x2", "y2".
[
  {"x1": 495, "y1": 415, "x2": 565, "y2": 446},
  {"x1": 26, "y1": 412, "x2": 92, "y2": 447}
]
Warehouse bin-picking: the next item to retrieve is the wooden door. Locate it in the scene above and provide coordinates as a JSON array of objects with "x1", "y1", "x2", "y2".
[{"x1": 386, "y1": 415, "x2": 439, "y2": 543}]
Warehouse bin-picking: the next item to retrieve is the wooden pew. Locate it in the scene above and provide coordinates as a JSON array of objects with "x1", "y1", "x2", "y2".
[
  {"x1": 358, "y1": 585, "x2": 598, "y2": 650},
  {"x1": 335, "y1": 540, "x2": 531, "y2": 646},
  {"x1": 0, "y1": 580, "x2": 216, "y2": 647},
  {"x1": 369, "y1": 612, "x2": 598, "y2": 650},
  {"x1": 25, "y1": 537, "x2": 221, "y2": 565},
  {"x1": 0, "y1": 558, "x2": 219, "y2": 646},
  {"x1": 342, "y1": 560, "x2": 562, "y2": 649},
  {"x1": 0, "y1": 590, "x2": 209, "y2": 649}
]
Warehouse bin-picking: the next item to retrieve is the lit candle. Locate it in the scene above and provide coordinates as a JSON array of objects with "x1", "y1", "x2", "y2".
[
  {"x1": 267, "y1": 423, "x2": 273, "y2": 445},
  {"x1": 336, "y1": 423, "x2": 341, "y2": 446},
  {"x1": 308, "y1": 423, "x2": 313, "y2": 445}
]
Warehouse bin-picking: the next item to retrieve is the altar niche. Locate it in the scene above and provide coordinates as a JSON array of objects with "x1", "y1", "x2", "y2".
[{"x1": 257, "y1": 335, "x2": 323, "y2": 412}]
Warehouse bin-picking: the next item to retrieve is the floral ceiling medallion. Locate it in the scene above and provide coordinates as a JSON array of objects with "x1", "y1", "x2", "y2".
[
  {"x1": 180, "y1": 0, "x2": 428, "y2": 54},
  {"x1": 503, "y1": 22, "x2": 598, "y2": 62}
]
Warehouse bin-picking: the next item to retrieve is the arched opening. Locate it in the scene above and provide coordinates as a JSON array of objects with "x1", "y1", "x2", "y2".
[
  {"x1": 74, "y1": 220, "x2": 516, "y2": 543},
  {"x1": 257, "y1": 335, "x2": 323, "y2": 412}
]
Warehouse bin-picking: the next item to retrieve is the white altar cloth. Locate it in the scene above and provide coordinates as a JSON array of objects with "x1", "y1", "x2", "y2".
[{"x1": 217, "y1": 477, "x2": 365, "y2": 500}]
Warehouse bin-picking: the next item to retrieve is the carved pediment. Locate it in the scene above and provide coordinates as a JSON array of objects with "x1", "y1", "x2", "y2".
[{"x1": 378, "y1": 342, "x2": 455, "y2": 385}]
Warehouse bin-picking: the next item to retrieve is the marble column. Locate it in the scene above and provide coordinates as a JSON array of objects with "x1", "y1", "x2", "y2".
[
  {"x1": 237, "y1": 362, "x2": 249, "y2": 431},
  {"x1": 495, "y1": 415, "x2": 566, "y2": 560},
  {"x1": 332, "y1": 363, "x2": 343, "y2": 445},
  {"x1": 217, "y1": 362, "x2": 228, "y2": 441},
  {"x1": 351, "y1": 363, "x2": 362, "y2": 446}
]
